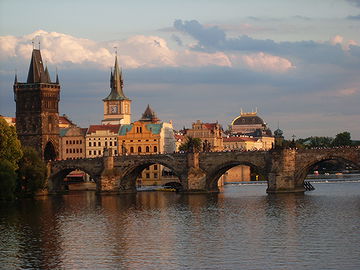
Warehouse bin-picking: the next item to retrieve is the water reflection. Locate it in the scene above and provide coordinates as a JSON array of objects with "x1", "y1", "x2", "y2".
[{"x1": 1, "y1": 183, "x2": 360, "y2": 270}]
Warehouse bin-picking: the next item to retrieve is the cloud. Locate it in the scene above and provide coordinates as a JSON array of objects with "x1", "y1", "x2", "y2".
[
  {"x1": 0, "y1": 30, "x2": 236, "y2": 71},
  {"x1": 329, "y1": 35, "x2": 358, "y2": 50},
  {"x1": 347, "y1": 14, "x2": 360, "y2": 20},
  {"x1": 334, "y1": 88, "x2": 359, "y2": 97},
  {"x1": 346, "y1": 0, "x2": 360, "y2": 7},
  {"x1": 238, "y1": 52, "x2": 294, "y2": 73}
]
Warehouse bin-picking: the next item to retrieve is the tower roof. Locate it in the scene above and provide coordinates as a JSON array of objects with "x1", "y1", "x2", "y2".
[
  {"x1": 231, "y1": 112, "x2": 265, "y2": 126},
  {"x1": 103, "y1": 56, "x2": 128, "y2": 101},
  {"x1": 26, "y1": 49, "x2": 52, "y2": 83},
  {"x1": 139, "y1": 104, "x2": 159, "y2": 122}
]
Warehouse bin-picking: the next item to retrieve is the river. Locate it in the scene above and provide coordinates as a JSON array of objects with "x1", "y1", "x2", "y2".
[{"x1": 1, "y1": 181, "x2": 360, "y2": 270}]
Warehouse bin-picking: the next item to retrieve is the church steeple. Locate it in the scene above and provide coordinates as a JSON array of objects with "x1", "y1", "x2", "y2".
[
  {"x1": 102, "y1": 52, "x2": 132, "y2": 125},
  {"x1": 27, "y1": 49, "x2": 46, "y2": 83},
  {"x1": 103, "y1": 55, "x2": 128, "y2": 101}
]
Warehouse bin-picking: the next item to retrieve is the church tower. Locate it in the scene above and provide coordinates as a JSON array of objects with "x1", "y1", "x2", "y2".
[
  {"x1": 14, "y1": 47, "x2": 60, "y2": 160},
  {"x1": 102, "y1": 55, "x2": 131, "y2": 125}
]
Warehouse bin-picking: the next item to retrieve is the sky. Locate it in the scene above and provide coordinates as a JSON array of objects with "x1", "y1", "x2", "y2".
[{"x1": 0, "y1": 0, "x2": 359, "y2": 139}]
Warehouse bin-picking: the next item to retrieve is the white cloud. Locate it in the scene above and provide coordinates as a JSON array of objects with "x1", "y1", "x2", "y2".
[
  {"x1": 329, "y1": 35, "x2": 358, "y2": 50},
  {"x1": 0, "y1": 30, "x2": 233, "y2": 70},
  {"x1": 237, "y1": 52, "x2": 294, "y2": 73}
]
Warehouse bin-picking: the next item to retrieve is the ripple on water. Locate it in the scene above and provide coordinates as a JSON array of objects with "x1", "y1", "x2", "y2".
[{"x1": 0, "y1": 183, "x2": 359, "y2": 270}]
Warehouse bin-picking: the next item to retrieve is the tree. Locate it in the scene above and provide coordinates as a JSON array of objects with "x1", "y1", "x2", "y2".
[
  {"x1": 179, "y1": 136, "x2": 202, "y2": 152},
  {"x1": 0, "y1": 118, "x2": 22, "y2": 170},
  {"x1": 332, "y1": 131, "x2": 352, "y2": 147},
  {"x1": 0, "y1": 118, "x2": 22, "y2": 200},
  {"x1": 17, "y1": 147, "x2": 47, "y2": 196},
  {"x1": 0, "y1": 160, "x2": 17, "y2": 200}
]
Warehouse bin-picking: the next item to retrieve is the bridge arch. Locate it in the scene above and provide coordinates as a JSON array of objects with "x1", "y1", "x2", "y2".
[
  {"x1": 49, "y1": 160, "x2": 103, "y2": 193},
  {"x1": 119, "y1": 159, "x2": 185, "y2": 191},
  {"x1": 206, "y1": 160, "x2": 268, "y2": 191},
  {"x1": 295, "y1": 154, "x2": 360, "y2": 186}
]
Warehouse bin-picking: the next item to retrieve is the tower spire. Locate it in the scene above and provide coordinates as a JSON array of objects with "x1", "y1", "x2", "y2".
[
  {"x1": 103, "y1": 53, "x2": 127, "y2": 101},
  {"x1": 14, "y1": 70, "x2": 18, "y2": 84}
]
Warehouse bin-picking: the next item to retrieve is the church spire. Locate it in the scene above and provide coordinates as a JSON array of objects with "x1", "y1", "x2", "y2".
[
  {"x1": 103, "y1": 55, "x2": 128, "y2": 101},
  {"x1": 27, "y1": 48, "x2": 45, "y2": 83}
]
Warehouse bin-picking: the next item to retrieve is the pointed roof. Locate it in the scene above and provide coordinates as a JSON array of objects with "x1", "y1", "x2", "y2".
[
  {"x1": 139, "y1": 104, "x2": 159, "y2": 122},
  {"x1": 103, "y1": 56, "x2": 128, "y2": 101},
  {"x1": 27, "y1": 49, "x2": 46, "y2": 83}
]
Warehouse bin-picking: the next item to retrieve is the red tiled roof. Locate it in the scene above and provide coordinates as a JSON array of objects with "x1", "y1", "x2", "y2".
[
  {"x1": 204, "y1": 123, "x2": 218, "y2": 130},
  {"x1": 87, "y1": 124, "x2": 120, "y2": 135},
  {"x1": 59, "y1": 115, "x2": 74, "y2": 125}
]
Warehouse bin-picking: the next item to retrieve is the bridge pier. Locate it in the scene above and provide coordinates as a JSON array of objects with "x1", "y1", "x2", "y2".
[
  {"x1": 267, "y1": 149, "x2": 305, "y2": 194},
  {"x1": 181, "y1": 152, "x2": 209, "y2": 193}
]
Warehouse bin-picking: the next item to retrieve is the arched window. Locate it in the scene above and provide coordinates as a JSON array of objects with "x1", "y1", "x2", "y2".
[
  {"x1": 138, "y1": 146, "x2": 142, "y2": 153},
  {"x1": 146, "y1": 146, "x2": 150, "y2": 152},
  {"x1": 154, "y1": 146, "x2": 157, "y2": 153},
  {"x1": 130, "y1": 147, "x2": 134, "y2": 153}
]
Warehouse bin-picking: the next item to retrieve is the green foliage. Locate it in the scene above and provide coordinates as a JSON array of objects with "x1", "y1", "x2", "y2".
[
  {"x1": 332, "y1": 131, "x2": 352, "y2": 147},
  {"x1": 179, "y1": 136, "x2": 202, "y2": 152},
  {"x1": 0, "y1": 159, "x2": 17, "y2": 201},
  {"x1": 288, "y1": 131, "x2": 355, "y2": 149},
  {"x1": 17, "y1": 147, "x2": 47, "y2": 196},
  {"x1": 0, "y1": 118, "x2": 23, "y2": 170}
]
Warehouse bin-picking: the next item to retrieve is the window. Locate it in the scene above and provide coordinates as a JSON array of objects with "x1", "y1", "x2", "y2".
[
  {"x1": 66, "y1": 149, "x2": 68, "y2": 153},
  {"x1": 69, "y1": 140, "x2": 72, "y2": 144},
  {"x1": 89, "y1": 142, "x2": 92, "y2": 147},
  {"x1": 138, "y1": 146, "x2": 142, "y2": 153},
  {"x1": 105, "y1": 141, "x2": 107, "y2": 147},
  {"x1": 146, "y1": 166, "x2": 150, "y2": 170},
  {"x1": 80, "y1": 149, "x2": 82, "y2": 153},
  {"x1": 66, "y1": 140, "x2": 68, "y2": 144},
  {"x1": 154, "y1": 165, "x2": 158, "y2": 170},
  {"x1": 89, "y1": 150, "x2": 92, "y2": 155},
  {"x1": 146, "y1": 146, "x2": 150, "y2": 152},
  {"x1": 146, "y1": 173, "x2": 150, "y2": 179},
  {"x1": 73, "y1": 140, "x2": 75, "y2": 144},
  {"x1": 110, "y1": 141, "x2": 112, "y2": 146},
  {"x1": 114, "y1": 150, "x2": 117, "y2": 155},
  {"x1": 114, "y1": 141, "x2": 117, "y2": 146},
  {"x1": 154, "y1": 146, "x2": 157, "y2": 153},
  {"x1": 98, "y1": 142, "x2": 101, "y2": 147},
  {"x1": 130, "y1": 147, "x2": 134, "y2": 153},
  {"x1": 76, "y1": 149, "x2": 79, "y2": 153},
  {"x1": 80, "y1": 140, "x2": 82, "y2": 144}
]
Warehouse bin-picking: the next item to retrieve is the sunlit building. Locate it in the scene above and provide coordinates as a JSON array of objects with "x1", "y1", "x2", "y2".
[
  {"x1": 185, "y1": 120, "x2": 223, "y2": 151},
  {"x1": 86, "y1": 125, "x2": 120, "y2": 158},
  {"x1": 118, "y1": 105, "x2": 176, "y2": 186},
  {"x1": 59, "y1": 126, "x2": 87, "y2": 160}
]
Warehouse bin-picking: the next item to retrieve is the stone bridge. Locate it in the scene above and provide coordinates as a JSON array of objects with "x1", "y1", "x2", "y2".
[{"x1": 48, "y1": 147, "x2": 360, "y2": 194}]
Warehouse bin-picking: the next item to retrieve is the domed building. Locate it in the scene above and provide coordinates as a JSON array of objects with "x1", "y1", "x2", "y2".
[
  {"x1": 230, "y1": 111, "x2": 271, "y2": 136},
  {"x1": 226, "y1": 110, "x2": 274, "y2": 150}
]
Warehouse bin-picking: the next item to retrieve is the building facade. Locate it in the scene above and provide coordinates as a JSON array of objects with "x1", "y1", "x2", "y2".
[
  {"x1": 118, "y1": 105, "x2": 176, "y2": 186},
  {"x1": 59, "y1": 126, "x2": 87, "y2": 160},
  {"x1": 102, "y1": 56, "x2": 131, "y2": 125},
  {"x1": 185, "y1": 120, "x2": 223, "y2": 151},
  {"x1": 86, "y1": 125, "x2": 120, "y2": 158},
  {"x1": 13, "y1": 48, "x2": 60, "y2": 160}
]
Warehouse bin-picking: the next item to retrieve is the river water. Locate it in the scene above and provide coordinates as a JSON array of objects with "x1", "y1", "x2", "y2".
[{"x1": 1, "y1": 182, "x2": 360, "y2": 270}]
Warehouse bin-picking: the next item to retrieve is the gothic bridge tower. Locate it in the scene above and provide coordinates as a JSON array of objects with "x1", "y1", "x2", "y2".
[
  {"x1": 13, "y1": 48, "x2": 60, "y2": 160},
  {"x1": 102, "y1": 55, "x2": 131, "y2": 125}
]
